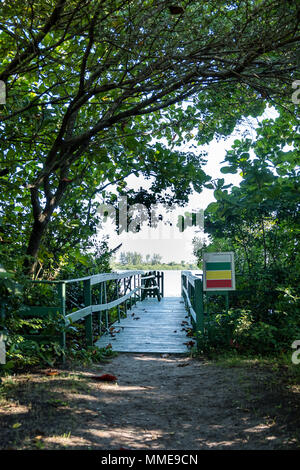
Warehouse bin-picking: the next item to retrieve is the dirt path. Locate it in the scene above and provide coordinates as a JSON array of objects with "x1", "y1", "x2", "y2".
[{"x1": 0, "y1": 353, "x2": 299, "y2": 450}]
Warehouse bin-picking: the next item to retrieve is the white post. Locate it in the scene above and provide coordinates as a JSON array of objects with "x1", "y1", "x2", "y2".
[{"x1": 0, "y1": 333, "x2": 6, "y2": 365}]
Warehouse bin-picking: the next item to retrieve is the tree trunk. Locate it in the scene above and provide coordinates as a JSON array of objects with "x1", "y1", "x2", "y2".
[
  {"x1": 25, "y1": 219, "x2": 48, "y2": 276},
  {"x1": 24, "y1": 173, "x2": 70, "y2": 276}
]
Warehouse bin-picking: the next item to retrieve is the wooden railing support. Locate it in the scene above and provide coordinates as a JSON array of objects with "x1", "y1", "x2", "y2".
[
  {"x1": 15, "y1": 270, "x2": 164, "y2": 360},
  {"x1": 57, "y1": 282, "x2": 66, "y2": 351},
  {"x1": 84, "y1": 278, "x2": 93, "y2": 347},
  {"x1": 194, "y1": 277, "x2": 204, "y2": 335},
  {"x1": 181, "y1": 271, "x2": 204, "y2": 347}
]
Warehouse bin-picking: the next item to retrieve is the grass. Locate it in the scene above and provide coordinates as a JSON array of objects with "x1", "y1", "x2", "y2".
[
  {"x1": 206, "y1": 350, "x2": 300, "y2": 443},
  {"x1": 0, "y1": 367, "x2": 97, "y2": 449},
  {"x1": 206, "y1": 349, "x2": 300, "y2": 375},
  {"x1": 47, "y1": 398, "x2": 69, "y2": 407}
]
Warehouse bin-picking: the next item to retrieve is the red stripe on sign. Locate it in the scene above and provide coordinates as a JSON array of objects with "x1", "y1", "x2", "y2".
[{"x1": 206, "y1": 279, "x2": 232, "y2": 288}]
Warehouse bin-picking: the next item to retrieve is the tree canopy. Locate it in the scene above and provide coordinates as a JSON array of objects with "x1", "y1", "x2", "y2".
[
  {"x1": 203, "y1": 106, "x2": 299, "y2": 276},
  {"x1": 0, "y1": 0, "x2": 299, "y2": 276}
]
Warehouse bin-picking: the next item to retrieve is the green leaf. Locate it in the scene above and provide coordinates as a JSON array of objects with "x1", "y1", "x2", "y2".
[
  {"x1": 220, "y1": 166, "x2": 237, "y2": 174},
  {"x1": 12, "y1": 422, "x2": 22, "y2": 429}
]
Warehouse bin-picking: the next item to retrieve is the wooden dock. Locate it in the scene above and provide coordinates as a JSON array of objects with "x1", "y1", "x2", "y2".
[{"x1": 95, "y1": 297, "x2": 192, "y2": 353}]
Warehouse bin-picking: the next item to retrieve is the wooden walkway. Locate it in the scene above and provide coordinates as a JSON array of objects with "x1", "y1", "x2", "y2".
[{"x1": 95, "y1": 297, "x2": 192, "y2": 353}]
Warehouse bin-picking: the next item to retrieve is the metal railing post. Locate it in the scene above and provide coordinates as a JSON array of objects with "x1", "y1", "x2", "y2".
[
  {"x1": 133, "y1": 275, "x2": 137, "y2": 306},
  {"x1": 99, "y1": 283, "x2": 103, "y2": 334},
  {"x1": 123, "y1": 278, "x2": 127, "y2": 315},
  {"x1": 129, "y1": 276, "x2": 133, "y2": 309},
  {"x1": 58, "y1": 282, "x2": 66, "y2": 357},
  {"x1": 104, "y1": 280, "x2": 109, "y2": 329},
  {"x1": 116, "y1": 279, "x2": 121, "y2": 322},
  {"x1": 84, "y1": 279, "x2": 93, "y2": 347},
  {"x1": 140, "y1": 273, "x2": 142, "y2": 300}
]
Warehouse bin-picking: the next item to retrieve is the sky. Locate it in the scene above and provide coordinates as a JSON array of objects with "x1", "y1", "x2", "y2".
[{"x1": 97, "y1": 108, "x2": 277, "y2": 264}]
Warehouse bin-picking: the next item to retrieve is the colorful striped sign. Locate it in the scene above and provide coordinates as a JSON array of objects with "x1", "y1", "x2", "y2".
[{"x1": 203, "y1": 252, "x2": 235, "y2": 291}]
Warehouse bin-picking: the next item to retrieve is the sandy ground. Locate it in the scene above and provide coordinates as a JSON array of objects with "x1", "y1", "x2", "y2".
[{"x1": 0, "y1": 353, "x2": 299, "y2": 450}]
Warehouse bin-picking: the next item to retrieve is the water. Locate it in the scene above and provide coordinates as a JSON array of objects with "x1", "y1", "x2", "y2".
[{"x1": 162, "y1": 270, "x2": 202, "y2": 297}]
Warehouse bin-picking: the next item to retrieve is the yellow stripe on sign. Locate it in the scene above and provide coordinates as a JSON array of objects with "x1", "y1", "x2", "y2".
[{"x1": 206, "y1": 270, "x2": 232, "y2": 280}]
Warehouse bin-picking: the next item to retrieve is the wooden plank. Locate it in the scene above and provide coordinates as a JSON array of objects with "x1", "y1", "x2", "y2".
[{"x1": 95, "y1": 297, "x2": 193, "y2": 353}]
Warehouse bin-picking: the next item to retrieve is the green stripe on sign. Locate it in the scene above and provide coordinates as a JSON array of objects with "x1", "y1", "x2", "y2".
[{"x1": 206, "y1": 262, "x2": 231, "y2": 271}]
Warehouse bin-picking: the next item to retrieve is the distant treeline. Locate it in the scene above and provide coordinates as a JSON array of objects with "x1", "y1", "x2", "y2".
[{"x1": 111, "y1": 251, "x2": 197, "y2": 270}]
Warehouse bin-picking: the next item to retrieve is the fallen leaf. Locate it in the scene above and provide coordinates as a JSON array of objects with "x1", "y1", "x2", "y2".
[
  {"x1": 90, "y1": 374, "x2": 117, "y2": 382},
  {"x1": 44, "y1": 369, "x2": 60, "y2": 376},
  {"x1": 183, "y1": 341, "x2": 195, "y2": 347},
  {"x1": 12, "y1": 423, "x2": 22, "y2": 429}
]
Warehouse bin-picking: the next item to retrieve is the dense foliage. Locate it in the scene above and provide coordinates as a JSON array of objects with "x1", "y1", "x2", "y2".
[
  {"x1": 0, "y1": 0, "x2": 298, "y2": 276},
  {"x1": 0, "y1": 238, "x2": 113, "y2": 370},
  {"x1": 0, "y1": 1, "x2": 299, "y2": 368},
  {"x1": 194, "y1": 106, "x2": 300, "y2": 355}
]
